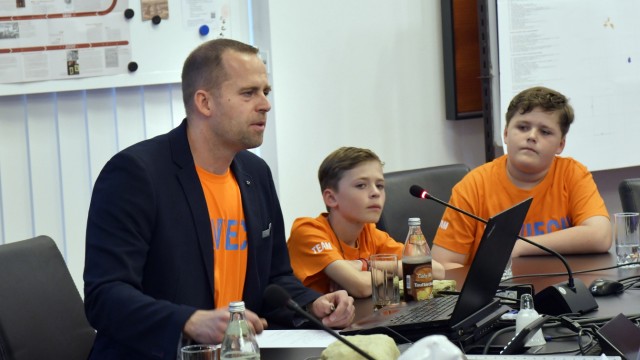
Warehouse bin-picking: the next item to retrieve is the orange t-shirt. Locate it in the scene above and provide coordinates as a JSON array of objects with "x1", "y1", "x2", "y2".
[
  {"x1": 287, "y1": 214, "x2": 404, "y2": 294},
  {"x1": 196, "y1": 166, "x2": 247, "y2": 308},
  {"x1": 433, "y1": 155, "x2": 609, "y2": 265}
]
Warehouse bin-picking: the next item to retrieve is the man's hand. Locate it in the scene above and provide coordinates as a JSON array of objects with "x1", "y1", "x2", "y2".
[
  {"x1": 308, "y1": 290, "x2": 355, "y2": 328},
  {"x1": 183, "y1": 308, "x2": 268, "y2": 344}
]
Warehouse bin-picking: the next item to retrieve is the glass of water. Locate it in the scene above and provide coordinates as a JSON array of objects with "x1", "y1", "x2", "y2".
[
  {"x1": 181, "y1": 345, "x2": 218, "y2": 360},
  {"x1": 502, "y1": 257, "x2": 513, "y2": 281},
  {"x1": 614, "y1": 212, "x2": 640, "y2": 267}
]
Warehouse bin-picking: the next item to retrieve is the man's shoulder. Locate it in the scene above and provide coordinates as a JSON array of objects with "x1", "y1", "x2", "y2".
[{"x1": 117, "y1": 123, "x2": 185, "y2": 159}]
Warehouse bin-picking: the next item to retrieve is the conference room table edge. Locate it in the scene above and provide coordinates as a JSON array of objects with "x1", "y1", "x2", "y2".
[{"x1": 263, "y1": 252, "x2": 639, "y2": 359}]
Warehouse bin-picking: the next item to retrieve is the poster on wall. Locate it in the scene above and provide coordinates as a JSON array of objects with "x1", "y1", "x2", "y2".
[{"x1": 0, "y1": 0, "x2": 131, "y2": 84}]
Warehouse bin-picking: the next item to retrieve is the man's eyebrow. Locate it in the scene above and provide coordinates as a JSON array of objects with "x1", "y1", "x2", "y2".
[{"x1": 239, "y1": 85, "x2": 272, "y2": 93}]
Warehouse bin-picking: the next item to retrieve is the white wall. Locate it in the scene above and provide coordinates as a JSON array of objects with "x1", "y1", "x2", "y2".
[{"x1": 261, "y1": 0, "x2": 486, "y2": 232}]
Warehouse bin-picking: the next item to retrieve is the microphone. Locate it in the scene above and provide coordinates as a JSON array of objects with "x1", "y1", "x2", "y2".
[
  {"x1": 263, "y1": 284, "x2": 376, "y2": 360},
  {"x1": 409, "y1": 185, "x2": 598, "y2": 316}
]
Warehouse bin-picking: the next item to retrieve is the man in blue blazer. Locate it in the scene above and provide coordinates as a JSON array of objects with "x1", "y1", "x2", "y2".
[{"x1": 83, "y1": 39, "x2": 355, "y2": 360}]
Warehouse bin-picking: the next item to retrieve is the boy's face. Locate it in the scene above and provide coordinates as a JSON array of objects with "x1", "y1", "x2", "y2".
[
  {"x1": 503, "y1": 107, "x2": 566, "y2": 175},
  {"x1": 323, "y1": 160, "x2": 385, "y2": 224}
]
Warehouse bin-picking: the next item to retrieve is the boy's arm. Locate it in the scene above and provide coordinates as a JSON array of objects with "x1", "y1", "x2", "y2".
[
  {"x1": 512, "y1": 215, "x2": 612, "y2": 257},
  {"x1": 324, "y1": 260, "x2": 378, "y2": 298},
  {"x1": 431, "y1": 244, "x2": 467, "y2": 270}
]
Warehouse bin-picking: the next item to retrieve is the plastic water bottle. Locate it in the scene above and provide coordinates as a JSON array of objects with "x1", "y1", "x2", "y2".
[
  {"x1": 402, "y1": 217, "x2": 433, "y2": 302},
  {"x1": 515, "y1": 294, "x2": 546, "y2": 346},
  {"x1": 220, "y1": 301, "x2": 260, "y2": 359}
]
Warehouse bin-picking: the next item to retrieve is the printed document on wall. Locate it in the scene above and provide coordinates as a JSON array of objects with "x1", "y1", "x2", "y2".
[{"x1": 0, "y1": 0, "x2": 131, "y2": 84}]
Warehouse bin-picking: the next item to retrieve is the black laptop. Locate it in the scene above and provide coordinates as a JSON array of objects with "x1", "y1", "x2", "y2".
[{"x1": 341, "y1": 197, "x2": 533, "y2": 343}]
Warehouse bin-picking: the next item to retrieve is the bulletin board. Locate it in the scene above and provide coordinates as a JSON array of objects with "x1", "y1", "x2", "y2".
[
  {"x1": 0, "y1": 0, "x2": 251, "y2": 96},
  {"x1": 491, "y1": 0, "x2": 640, "y2": 171}
]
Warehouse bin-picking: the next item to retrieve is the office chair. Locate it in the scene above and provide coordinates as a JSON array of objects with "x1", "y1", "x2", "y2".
[
  {"x1": 619, "y1": 178, "x2": 640, "y2": 213},
  {"x1": 0, "y1": 236, "x2": 95, "y2": 360},
  {"x1": 377, "y1": 164, "x2": 470, "y2": 245}
]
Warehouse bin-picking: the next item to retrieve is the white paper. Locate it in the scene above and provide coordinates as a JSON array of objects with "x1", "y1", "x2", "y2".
[{"x1": 256, "y1": 329, "x2": 336, "y2": 348}]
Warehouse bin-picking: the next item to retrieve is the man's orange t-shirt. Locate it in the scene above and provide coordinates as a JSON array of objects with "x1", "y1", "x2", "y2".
[
  {"x1": 433, "y1": 155, "x2": 609, "y2": 264},
  {"x1": 196, "y1": 166, "x2": 247, "y2": 308}
]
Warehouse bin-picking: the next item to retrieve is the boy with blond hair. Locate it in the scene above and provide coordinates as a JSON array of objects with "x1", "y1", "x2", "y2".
[{"x1": 288, "y1": 147, "x2": 444, "y2": 297}]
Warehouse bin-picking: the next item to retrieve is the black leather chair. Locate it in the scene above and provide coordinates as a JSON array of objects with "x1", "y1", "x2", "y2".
[
  {"x1": 0, "y1": 236, "x2": 95, "y2": 360},
  {"x1": 619, "y1": 178, "x2": 640, "y2": 213},
  {"x1": 377, "y1": 164, "x2": 470, "y2": 245}
]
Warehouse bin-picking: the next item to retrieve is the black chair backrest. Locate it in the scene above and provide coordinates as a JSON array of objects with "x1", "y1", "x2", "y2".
[
  {"x1": 377, "y1": 164, "x2": 470, "y2": 246},
  {"x1": 0, "y1": 236, "x2": 95, "y2": 360},
  {"x1": 619, "y1": 178, "x2": 640, "y2": 213}
]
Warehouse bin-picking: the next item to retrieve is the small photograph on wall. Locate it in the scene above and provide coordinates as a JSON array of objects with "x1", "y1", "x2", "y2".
[
  {"x1": 142, "y1": 0, "x2": 169, "y2": 21},
  {"x1": 67, "y1": 50, "x2": 79, "y2": 76},
  {"x1": 0, "y1": 23, "x2": 19, "y2": 39}
]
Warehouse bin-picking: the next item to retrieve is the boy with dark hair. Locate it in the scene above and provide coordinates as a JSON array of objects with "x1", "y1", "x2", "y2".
[{"x1": 432, "y1": 86, "x2": 611, "y2": 269}]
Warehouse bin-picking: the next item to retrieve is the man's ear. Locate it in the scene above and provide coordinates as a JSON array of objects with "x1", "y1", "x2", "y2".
[
  {"x1": 322, "y1": 188, "x2": 338, "y2": 209},
  {"x1": 194, "y1": 90, "x2": 212, "y2": 116}
]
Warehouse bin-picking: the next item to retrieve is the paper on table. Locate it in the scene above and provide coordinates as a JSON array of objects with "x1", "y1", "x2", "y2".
[{"x1": 256, "y1": 329, "x2": 336, "y2": 348}]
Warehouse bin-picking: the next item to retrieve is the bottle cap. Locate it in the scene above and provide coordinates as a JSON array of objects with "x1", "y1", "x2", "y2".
[
  {"x1": 516, "y1": 294, "x2": 546, "y2": 346},
  {"x1": 408, "y1": 217, "x2": 421, "y2": 226},
  {"x1": 520, "y1": 293, "x2": 534, "y2": 310},
  {"x1": 229, "y1": 301, "x2": 245, "y2": 312}
]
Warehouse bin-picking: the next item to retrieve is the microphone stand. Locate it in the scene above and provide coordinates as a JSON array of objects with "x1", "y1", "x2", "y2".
[
  {"x1": 411, "y1": 185, "x2": 598, "y2": 316},
  {"x1": 286, "y1": 301, "x2": 376, "y2": 360},
  {"x1": 263, "y1": 284, "x2": 376, "y2": 360}
]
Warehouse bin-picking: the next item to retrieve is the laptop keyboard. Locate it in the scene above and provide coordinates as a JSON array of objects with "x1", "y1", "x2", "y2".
[{"x1": 389, "y1": 295, "x2": 458, "y2": 324}]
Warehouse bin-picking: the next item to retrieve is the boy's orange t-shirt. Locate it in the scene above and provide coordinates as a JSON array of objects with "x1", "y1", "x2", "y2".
[
  {"x1": 287, "y1": 214, "x2": 404, "y2": 294},
  {"x1": 433, "y1": 155, "x2": 609, "y2": 264},
  {"x1": 196, "y1": 166, "x2": 247, "y2": 308}
]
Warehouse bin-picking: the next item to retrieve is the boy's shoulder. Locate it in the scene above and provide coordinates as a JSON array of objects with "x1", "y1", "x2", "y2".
[{"x1": 463, "y1": 155, "x2": 508, "y2": 182}]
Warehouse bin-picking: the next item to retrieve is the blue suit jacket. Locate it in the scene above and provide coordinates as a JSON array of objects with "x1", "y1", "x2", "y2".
[{"x1": 84, "y1": 120, "x2": 320, "y2": 359}]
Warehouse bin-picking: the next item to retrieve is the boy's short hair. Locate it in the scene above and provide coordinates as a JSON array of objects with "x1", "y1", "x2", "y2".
[
  {"x1": 505, "y1": 86, "x2": 574, "y2": 137},
  {"x1": 318, "y1": 147, "x2": 383, "y2": 192}
]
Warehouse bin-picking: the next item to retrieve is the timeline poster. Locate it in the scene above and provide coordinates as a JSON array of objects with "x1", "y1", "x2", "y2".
[{"x1": 0, "y1": 0, "x2": 131, "y2": 84}]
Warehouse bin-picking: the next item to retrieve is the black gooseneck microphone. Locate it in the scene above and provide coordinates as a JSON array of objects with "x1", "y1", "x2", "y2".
[
  {"x1": 263, "y1": 284, "x2": 376, "y2": 360},
  {"x1": 409, "y1": 185, "x2": 598, "y2": 316}
]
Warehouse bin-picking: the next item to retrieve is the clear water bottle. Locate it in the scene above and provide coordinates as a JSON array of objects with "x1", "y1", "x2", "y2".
[
  {"x1": 515, "y1": 294, "x2": 546, "y2": 346},
  {"x1": 220, "y1": 301, "x2": 260, "y2": 359},
  {"x1": 402, "y1": 217, "x2": 433, "y2": 302}
]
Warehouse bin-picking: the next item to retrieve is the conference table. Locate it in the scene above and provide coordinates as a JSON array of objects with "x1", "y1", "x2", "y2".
[{"x1": 262, "y1": 252, "x2": 640, "y2": 359}]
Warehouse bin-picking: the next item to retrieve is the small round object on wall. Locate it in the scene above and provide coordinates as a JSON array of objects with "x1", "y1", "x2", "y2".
[
  {"x1": 199, "y1": 25, "x2": 210, "y2": 36},
  {"x1": 128, "y1": 62, "x2": 138, "y2": 72},
  {"x1": 124, "y1": 9, "x2": 135, "y2": 19}
]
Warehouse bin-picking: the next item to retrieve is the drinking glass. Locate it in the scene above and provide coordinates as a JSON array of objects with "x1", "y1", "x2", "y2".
[
  {"x1": 181, "y1": 344, "x2": 218, "y2": 360},
  {"x1": 502, "y1": 257, "x2": 513, "y2": 281},
  {"x1": 614, "y1": 212, "x2": 640, "y2": 267},
  {"x1": 370, "y1": 254, "x2": 400, "y2": 310}
]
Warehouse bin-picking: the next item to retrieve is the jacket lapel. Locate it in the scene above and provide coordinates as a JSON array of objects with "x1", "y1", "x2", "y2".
[{"x1": 169, "y1": 120, "x2": 215, "y2": 295}]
